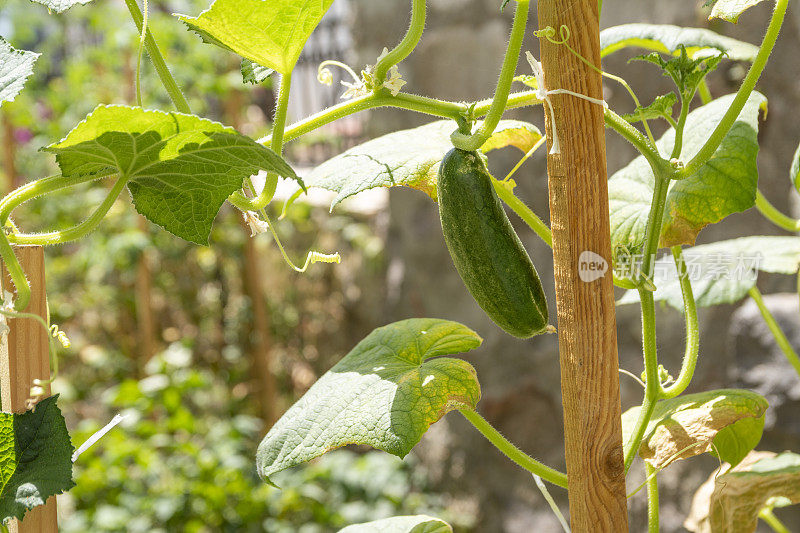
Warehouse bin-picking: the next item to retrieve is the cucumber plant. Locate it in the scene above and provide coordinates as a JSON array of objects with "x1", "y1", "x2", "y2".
[{"x1": 1, "y1": 0, "x2": 800, "y2": 531}]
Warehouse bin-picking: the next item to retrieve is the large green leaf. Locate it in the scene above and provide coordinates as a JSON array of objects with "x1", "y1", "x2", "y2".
[
  {"x1": 177, "y1": 0, "x2": 334, "y2": 75},
  {"x1": 617, "y1": 236, "x2": 800, "y2": 309},
  {"x1": 338, "y1": 515, "x2": 453, "y2": 533},
  {"x1": 257, "y1": 319, "x2": 482, "y2": 485},
  {"x1": 791, "y1": 141, "x2": 800, "y2": 193},
  {"x1": 0, "y1": 396, "x2": 74, "y2": 522},
  {"x1": 0, "y1": 38, "x2": 39, "y2": 106},
  {"x1": 600, "y1": 23, "x2": 758, "y2": 61},
  {"x1": 304, "y1": 120, "x2": 542, "y2": 210},
  {"x1": 29, "y1": 0, "x2": 94, "y2": 12},
  {"x1": 685, "y1": 451, "x2": 800, "y2": 533},
  {"x1": 43, "y1": 105, "x2": 299, "y2": 245},
  {"x1": 621, "y1": 389, "x2": 767, "y2": 469},
  {"x1": 704, "y1": 0, "x2": 770, "y2": 23},
  {"x1": 609, "y1": 92, "x2": 767, "y2": 252}
]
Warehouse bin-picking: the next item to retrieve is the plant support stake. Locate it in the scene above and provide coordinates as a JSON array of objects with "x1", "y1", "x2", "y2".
[{"x1": 537, "y1": 1, "x2": 628, "y2": 530}]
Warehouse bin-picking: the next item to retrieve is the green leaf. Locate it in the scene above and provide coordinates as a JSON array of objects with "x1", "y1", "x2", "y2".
[
  {"x1": 599, "y1": 23, "x2": 758, "y2": 61},
  {"x1": 28, "y1": 0, "x2": 94, "y2": 13},
  {"x1": 241, "y1": 59, "x2": 273, "y2": 85},
  {"x1": 43, "y1": 105, "x2": 300, "y2": 245},
  {"x1": 304, "y1": 120, "x2": 542, "y2": 210},
  {"x1": 791, "y1": 141, "x2": 800, "y2": 193},
  {"x1": 686, "y1": 451, "x2": 800, "y2": 533},
  {"x1": 622, "y1": 93, "x2": 678, "y2": 124},
  {"x1": 617, "y1": 236, "x2": 800, "y2": 309},
  {"x1": 0, "y1": 37, "x2": 40, "y2": 106},
  {"x1": 177, "y1": 0, "x2": 334, "y2": 75},
  {"x1": 0, "y1": 396, "x2": 75, "y2": 522},
  {"x1": 621, "y1": 389, "x2": 767, "y2": 469},
  {"x1": 631, "y1": 47, "x2": 723, "y2": 99},
  {"x1": 704, "y1": 0, "x2": 770, "y2": 23},
  {"x1": 609, "y1": 92, "x2": 767, "y2": 252},
  {"x1": 338, "y1": 515, "x2": 453, "y2": 533},
  {"x1": 256, "y1": 318, "x2": 482, "y2": 485}
]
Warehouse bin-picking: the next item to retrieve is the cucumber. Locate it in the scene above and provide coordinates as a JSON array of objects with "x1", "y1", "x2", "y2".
[{"x1": 437, "y1": 148, "x2": 548, "y2": 338}]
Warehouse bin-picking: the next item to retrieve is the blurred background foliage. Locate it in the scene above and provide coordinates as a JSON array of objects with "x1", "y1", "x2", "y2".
[{"x1": 0, "y1": 0, "x2": 465, "y2": 531}]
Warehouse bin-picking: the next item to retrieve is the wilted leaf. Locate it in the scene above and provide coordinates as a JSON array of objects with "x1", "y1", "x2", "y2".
[
  {"x1": 44, "y1": 105, "x2": 299, "y2": 244},
  {"x1": 178, "y1": 0, "x2": 334, "y2": 75},
  {"x1": 257, "y1": 319, "x2": 482, "y2": 485},
  {"x1": 304, "y1": 120, "x2": 542, "y2": 210},
  {"x1": 600, "y1": 23, "x2": 758, "y2": 61},
  {"x1": 0, "y1": 37, "x2": 39, "y2": 106},
  {"x1": 609, "y1": 92, "x2": 766, "y2": 252},
  {"x1": 685, "y1": 451, "x2": 800, "y2": 533},
  {"x1": 621, "y1": 389, "x2": 768, "y2": 469},
  {"x1": 0, "y1": 396, "x2": 74, "y2": 522},
  {"x1": 338, "y1": 515, "x2": 453, "y2": 533},
  {"x1": 617, "y1": 236, "x2": 800, "y2": 309},
  {"x1": 704, "y1": 0, "x2": 770, "y2": 23}
]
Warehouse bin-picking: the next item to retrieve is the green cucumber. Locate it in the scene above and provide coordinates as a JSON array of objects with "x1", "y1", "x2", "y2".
[{"x1": 437, "y1": 148, "x2": 548, "y2": 338}]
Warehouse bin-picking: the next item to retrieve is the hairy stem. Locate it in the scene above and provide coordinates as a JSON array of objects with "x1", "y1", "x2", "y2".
[
  {"x1": 0, "y1": 173, "x2": 112, "y2": 225},
  {"x1": 670, "y1": 93, "x2": 691, "y2": 161},
  {"x1": 492, "y1": 178, "x2": 552, "y2": 247},
  {"x1": 123, "y1": 0, "x2": 191, "y2": 114},
  {"x1": 697, "y1": 78, "x2": 713, "y2": 105},
  {"x1": 760, "y1": 508, "x2": 790, "y2": 533},
  {"x1": 680, "y1": 0, "x2": 788, "y2": 179},
  {"x1": 450, "y1": 0, "x2": 530, "y2": 151},
  {"x1": 646, "y1": 463, "x2": 660, "y2": 533},
  {"x1": 0, "y1": 231, "x2": 30, "y2": 311},
  {"x1": 749, "y1": 285, "x2": 800, "y2": 379},
  {"x1": 604, "y1": 107, "x2": 662, "y2": 168},
  {"x1": 755, "y1": 190, "x2": 800, "y2": 232},
  {"x1": 460, "y1": 409, "x2": 568, "y2": 488},
  {"x1": 372, "y1": 0, "x2": 426, "y2": 85},
  {"x1": 661, "y1": 245, "x2": 700, "y2": 398}
]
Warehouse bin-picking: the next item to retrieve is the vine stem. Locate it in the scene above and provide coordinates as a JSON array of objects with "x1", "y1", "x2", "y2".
[
  {"x1": 680, "y1": 0, "x2": 788, "y2": 179},
  {"x1": 646, "y1": 463, "x2": 659, "y2": 533},
  {"x1": 459, "y1": 409, "x2": 568, "y2": 488},
  {"x1": 123, "y1": 0, "x2": 191, "y2": 114},
  {"x1": 0, "y1": 230, "x2": 30, "y2": 311},
  {"x1": 670, "y1": 93, "x2": 691, "y2": 160},
  {"x1": 492, "y1": 178, "x2": 552, "y2": 247},
  {"x1": 749, "y1": 285, "x2": 800, "y2": 379},
  {"x1": 372, "y1": 0, "x2": 426, "y2": 85},
  {"x1": 760, "y1": 508, "x2": 790, "y2": 533},
  {"x1": 755, "y1": 190, "x2": 800, "y2": 232},
  {"x1": 660, "y1": 245, "x2": 699, "y2": 398},
  {"x1": 450, "y1": 0, "x2": 529, "y2": 151}
]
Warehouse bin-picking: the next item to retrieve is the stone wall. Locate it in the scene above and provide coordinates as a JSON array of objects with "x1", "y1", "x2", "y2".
[{"x1": 348, "y1": 1, "x2": 800, "y2": 531}]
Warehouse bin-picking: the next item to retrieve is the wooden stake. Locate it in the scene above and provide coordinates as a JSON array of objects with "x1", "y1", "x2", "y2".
[
  {"x1": 0, "y1": 245, "x2": 58, "y2": 532},
  {"x1": 537, "y1": 1, "x2": 629, "y2": 530}
]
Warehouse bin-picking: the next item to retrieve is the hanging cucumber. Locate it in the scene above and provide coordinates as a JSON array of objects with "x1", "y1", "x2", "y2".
[{"x1": 437, "y1": 148, "x2": 548, "y2": 338}]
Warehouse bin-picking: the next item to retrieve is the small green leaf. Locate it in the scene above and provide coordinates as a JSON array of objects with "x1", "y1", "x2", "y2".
[
  {"x1": 617, "y1": 236, "x2": 800, "y2": 309},
  {"x1": 685, "y1": 451, "x2": 800, "y2": 533},
  {"x1": 256, "y1": 318, "x2": 482, "y2": 485},
  {"x1": 338, "y1": 515, "x2": 453, "y2": 533},
  {"x1": 0, "y1": 396, "x2": 75, "y2": 522},
  {"x1": 177, "y1": 0, "x2": 334, "y2": 75},
  {"x1": 621, "y1": 389, "x2": 767, "y2": 469},
  {"x1": 791, "y1": 141, "x2": 800, "y2": 193},
  {"x1": 622, "y1": 93, "x2": 678, "y2": 124},
  {"x1": 43, "y1": 105, "x2": 300, "y2": 245},
  {"x1": 609, "y1": 92, "x2": 767, "y2": 252},
  {"x1": 304, "y1": 120, "x2": 542, "y2": 210},
  {"x1": 0, "y1": 37, "x2": 39, "y2": 106},
  {"x1": 28, "y1": 0, "x2": 94, "y2": 12},
  {"x1": 241, "y1": 59, "x2": 273, "y2": 85},
  {"x1": 704, "y1": 0, "x2": 770, "y2": 23},
  {"x1": 600, "y1": 23, "x2": 758, "y2": 61},
  {"x1": 631, "y1": 47, "x2": 723, "y2": 99}
]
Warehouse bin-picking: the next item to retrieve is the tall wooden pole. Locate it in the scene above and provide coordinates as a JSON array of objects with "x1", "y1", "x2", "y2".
[
  {"x1": 537, "y1": 1, "x2": 629, "y2": 530},
  {"x1": 0, "y1": 246, "x2": 58, "y2": 532}
]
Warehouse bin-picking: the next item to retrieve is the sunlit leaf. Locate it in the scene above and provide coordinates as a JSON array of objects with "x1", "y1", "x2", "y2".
[
  {"x1": 600, "y1": 23, "x2": 758, "y2": 61},
  {"x1": 28, "y1": 0, "x2": 94, "y2": 13},
  {"x1": 704, "y1": 0, "x2": 770, "y2": 23},
  {"x1": 177, "y1": 0, "x2": 334, "y2": 75},
  {"x1": 241, "y1": 59, "x2": 273, "y2": 85},
  {"x1": 622, "y1": 93, "x2": 677, "y2": 124},
  {"x1": 621, "y1": 389, "x2": 767, "y2": 469},
  {"x1": 0, "y1": 396, "x2": 74, "y2": 522},
  {"x1": 338, "y1": 515, "x2": 453, "y2": 533},
  {"x1": 609, "y1": 92, "x2": 767, "y2": 252},
  {"x1": 0, "y1": 37, "x2": 39, "y2": 106},
  {"x1": 44, "y1": 105, "x2": 300, "y2": 244},
  {"x1": 304, "y1": 120, "x2": 542, "y2": 210},
  {"x1": 257, "y1": 319, "x2": 482, "y2": 485}
]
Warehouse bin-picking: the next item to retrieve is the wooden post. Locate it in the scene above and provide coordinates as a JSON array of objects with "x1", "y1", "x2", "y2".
[
  {"x1": 0, "y1": 245, "x2": 58, "y2": 532},
  {"x1": 537, "y1": 1, "x2": 629, "y2": 530}
]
